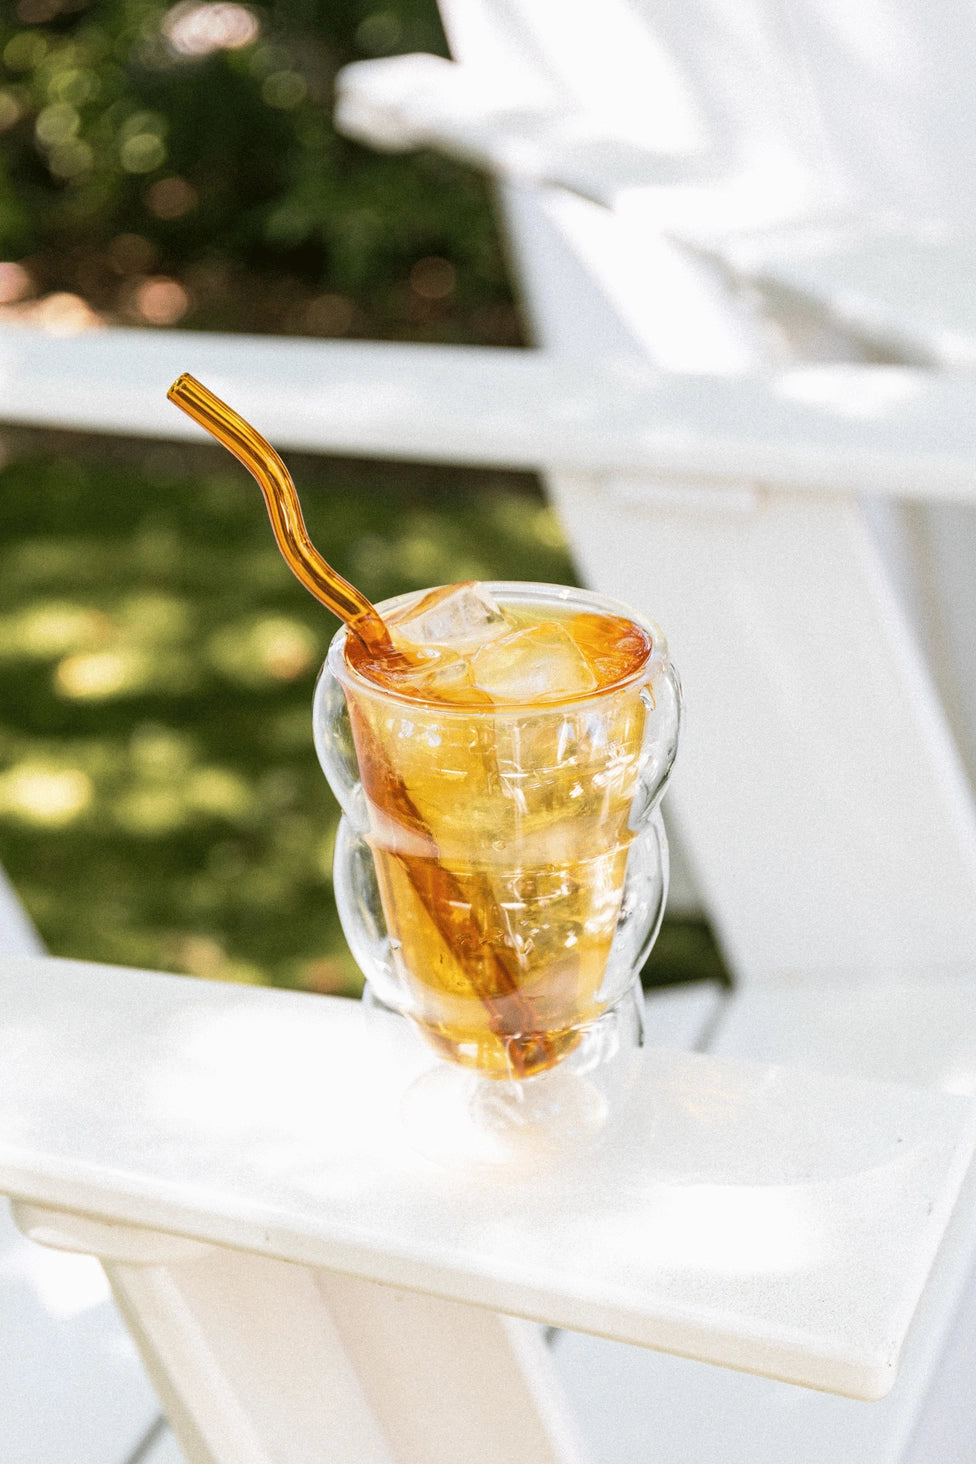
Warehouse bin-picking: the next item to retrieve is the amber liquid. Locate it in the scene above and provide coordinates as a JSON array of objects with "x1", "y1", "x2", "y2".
[{"x1": 344, "y1": 593, "x2": 651, "y2": 1077}]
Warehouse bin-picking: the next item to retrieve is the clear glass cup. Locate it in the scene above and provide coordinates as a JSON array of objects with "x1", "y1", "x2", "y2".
[{"x1": 313, "y1": 582, "x2": 681, "y2": 1157}]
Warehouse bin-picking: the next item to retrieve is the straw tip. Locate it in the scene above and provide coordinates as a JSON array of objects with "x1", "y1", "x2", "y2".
[{"x1": 167, "y1": 372, "x2": 197, "y2": 404}]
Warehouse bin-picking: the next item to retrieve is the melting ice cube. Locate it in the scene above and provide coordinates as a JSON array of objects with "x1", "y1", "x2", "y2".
[
  {"x1": 471, "y1": 622, "x2": 599, "y2": 701},
  {"x1": 386, "y1": 652, "x2": 475, "y2": 700},
  {"x1": 390, "y1": 581, "x2": 510, "y2": 650}
]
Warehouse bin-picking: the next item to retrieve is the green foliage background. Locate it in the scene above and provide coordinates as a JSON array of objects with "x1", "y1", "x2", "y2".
[
  {"x1": 0, "y1": 0, "x2": 520, "y2": 340},
  {"x1": 0, "y1": 0, "x2": 726, "y2": 993}
]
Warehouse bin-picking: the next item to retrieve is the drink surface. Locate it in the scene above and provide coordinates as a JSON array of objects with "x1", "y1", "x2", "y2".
[
  {"x1": 338, "y1": 583, "x2": 655, "y2": 1077},
  {"x1": 345, "y1": 581, "x2": 651, "y2": 707}
]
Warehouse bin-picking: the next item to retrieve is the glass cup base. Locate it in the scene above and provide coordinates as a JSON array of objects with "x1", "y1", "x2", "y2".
[{"x1": 366, "y1": 978, "x2": 647, "y2": 1169}]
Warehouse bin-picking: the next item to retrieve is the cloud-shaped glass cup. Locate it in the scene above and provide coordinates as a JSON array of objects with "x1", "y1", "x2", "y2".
[{"x1": 314, "y1": 582, "x2": 681, "y2": 1161}]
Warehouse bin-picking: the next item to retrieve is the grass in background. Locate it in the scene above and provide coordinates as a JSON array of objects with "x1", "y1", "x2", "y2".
[{"x1": 0, "y1": 432, "x2": 727, "y2": 995}]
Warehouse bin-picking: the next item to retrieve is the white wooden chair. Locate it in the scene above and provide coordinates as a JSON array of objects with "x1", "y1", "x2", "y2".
[
  {"x1": 332, "y1": 2, "x2": 976, "y2": 1459},
  {"x1": 6, "y1": 2, "x2": 976, "y2": 1459}
]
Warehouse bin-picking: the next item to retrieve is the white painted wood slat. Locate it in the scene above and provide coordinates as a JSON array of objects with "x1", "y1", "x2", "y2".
[
  {"x1": 2, "y1": 954, "x2": 975, "y2": 1404},
  {"x1": 4, "y1": 326, "x2": 976, "y2": 502}
]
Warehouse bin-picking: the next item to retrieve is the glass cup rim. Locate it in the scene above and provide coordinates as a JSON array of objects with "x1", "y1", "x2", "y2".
[{"x1": 325, "y1": 580, "x2": 667, "y2": 713}]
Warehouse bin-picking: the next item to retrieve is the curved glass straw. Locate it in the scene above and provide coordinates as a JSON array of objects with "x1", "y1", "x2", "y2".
[
  {"x1": 167, "y1": 371, "x2": 555, "y2": 1075},
  {"x1": 167, "y1": 373, "x2": 393, "y2": 654}
]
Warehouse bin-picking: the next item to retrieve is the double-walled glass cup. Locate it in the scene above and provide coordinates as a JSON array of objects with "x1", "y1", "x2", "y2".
[{"x1": 314, "y1": 584, "x2": 681, "y2": 1126}]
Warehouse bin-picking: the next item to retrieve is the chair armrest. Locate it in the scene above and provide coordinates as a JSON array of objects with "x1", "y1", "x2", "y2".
[{"x1": 3, "y1": 953, "x2": 975, "y2": 1401}]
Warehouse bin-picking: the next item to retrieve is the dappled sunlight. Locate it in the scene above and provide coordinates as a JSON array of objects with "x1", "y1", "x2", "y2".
[
  {"x1": 56, "y1": 648, "x2": 150, "y2": 700},
  {"x1": 0, "y1": 589, "x2": 202, "y2": 701},
  {"x1": 110, "y1": 739, "x2": 256, "y2": 837},
  {"x1": 129, "y1": 725, "x2": 196, "y2": 778},
  {"x1": 206, "y1": 614, "x2": 321, "y2": 687},
  {"x1": 117, "y1": 592, "x2": 196, "y2": 642},
  {"x1": 587, "y1": 1184, "x2": 821, "y2": 1275},
  {"x1": 0, "y1": 600, "x2": 109, "y2": 657},
  {"x1": 775, "y1": 366, "x2": 922, "y2": 418},
  {"x1": 142, "y1": 991, "x2": 428, "y2": 1163},
  {"x1": 0, "y1": 762, "x2": 93, "y2": 827},
  {"x1": 167, "y1": 932, "x2": 262, "y2": 985},
  {"x1": 184, "y1": 766, "x2": 254, "y2": 820},
  {"x1": 0, "y1": 443, "x2": 579, "y2": 989},
  {"x1": 112, "y1": 783, "x2": 187, "y2": 837}
]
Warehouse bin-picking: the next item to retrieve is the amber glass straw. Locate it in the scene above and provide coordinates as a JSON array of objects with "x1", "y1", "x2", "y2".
[
  {"x1": 167, "y1": 373, "x2": 392, "y2": 652},
  {"x1": 167, "y1": 371, "x2": 556, "y2": 1074}
]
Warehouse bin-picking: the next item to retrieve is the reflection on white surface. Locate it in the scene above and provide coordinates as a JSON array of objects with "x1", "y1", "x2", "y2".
[
  {"x1": 575, "y1": 1183, "x2": 821, "y2": 1275},
  {"x1": 938, "y1": 1066, "x2": 976, "y2": 1098},
  {"x1": 776, "y1": 366, "x2": 921, "y2": 417},
  {"x1": 147, "y1": 994, "x2": 434, "y2": 1169}
]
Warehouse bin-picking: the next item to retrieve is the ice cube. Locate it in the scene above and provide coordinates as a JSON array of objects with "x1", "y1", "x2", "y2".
[
  {"x1": 389, "y1": 581, "x2": 510, "y2": 651},
  {"x1": 386, "y1": 650, "x2": 477, "y2": 702},
  {"x1": 471, "y1": 622, "x2": 599, "y2": 702}
]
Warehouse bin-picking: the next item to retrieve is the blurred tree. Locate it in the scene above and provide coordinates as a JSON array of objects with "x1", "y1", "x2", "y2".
[{"x1": 0, "y1": 0, "x2": 522, "y2": 341}]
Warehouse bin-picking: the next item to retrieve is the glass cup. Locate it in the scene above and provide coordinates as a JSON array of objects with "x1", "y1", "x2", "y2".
[{"x1": 313, "y1": 582, "x2": 681, "y2": 1157}]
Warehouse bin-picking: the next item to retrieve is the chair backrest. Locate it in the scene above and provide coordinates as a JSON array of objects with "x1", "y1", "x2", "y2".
[
  {"x1": 434, "y1": 0, "x2": 976, "y2": 988},
  {"x1": 775, "y1": 0, "x2": 976, "y2": 222},
  {"x1": 440, "y1": 0, "x2": 976, "y2": 224}
]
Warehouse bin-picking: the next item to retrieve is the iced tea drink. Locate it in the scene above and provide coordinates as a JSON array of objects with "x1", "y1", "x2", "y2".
[{"x1": 315, "y1": 582, "x2": 680, "y2": 1080}]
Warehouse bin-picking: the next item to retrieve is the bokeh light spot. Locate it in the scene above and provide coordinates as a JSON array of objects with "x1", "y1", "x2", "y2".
[
  {"x1": 0, "y1": 763, "x2": 93, "y2": 827},
  {"x1": 56, "y1": 649, "x2": 147, "y2": 700},
  {"x1": 48, "y1": 67, "x2": 98, "y2": 107},
  {"x1": 299, "y1": 957, "x2": 348, "y2": 994},
  {"x1": 108, "y1": 233, "x2": 158, "y2": 275},
  {"x1": 0, "y1": 262, "x2": 31, "y2": 304},
  {"x1": 208, "y1": 616, "x2": 320, "y2": 686},
  {"x1": 355, "y1": 11, "x2": 402, "y2": 56},
  {"x1": 144, "y1": 175, "x2": 198, "y2": 219},
  {"x1": 4, "y1": 32, "x2": 47, "y2": 71},
  {"x1": 130, "y1": 724, "x2": 196, "y2": 777},
  {"x1": 33, "y1": 292, "x2": 102, "y2": 336},
  {"x1": 304, "y1": 293, "x2": 355, "y2": 335},
  {"x1": 17, "y1": 0, "x2": 62, "y2": 21},
  {"x1": 409, "y1": 256, "x2": 456, "y2": 300},
  {"x1": 114, "y1": 786, "x2": 186, "y2": 835},
  {"x1": 260, "y1": 71, "x2": 307, "y2": 110},
  {"x1": 163, "y1": 2, "x2": 260, "y2": 57},
  {"x1": 185, "y1": 766, "x2": 254, "y2": 820},
  {"x1": 48, "y1": 139, "x2": 94, "y2": 180},
  {"x1": 0, "y1": 92, "x2": 24, "y2": 131},
  {"x1": 35, "y1": 103, "x2": 80, "y2": 147},
  {"x1": 134, "y1": 277, "x2": 191, "y2": 325},
  {"x1": 120, "y1": 133, "x2": 167, "y2": 174},
  {"x1": 11, "y1": 602, "x2": 108, "y2": 657}
]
